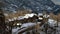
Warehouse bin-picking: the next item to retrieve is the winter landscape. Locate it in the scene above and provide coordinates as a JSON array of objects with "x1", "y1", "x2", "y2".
[{"x1": 0, "y1": 0, "x2": 60, "y2": 34}]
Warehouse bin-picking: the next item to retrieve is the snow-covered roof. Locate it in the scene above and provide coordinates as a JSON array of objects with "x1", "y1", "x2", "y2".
[
  {"x1": 8, "y1": 17, "x2": 17, "y2": 21},
  {"x1": 17, "y1": 16, "x2": 24, "y2": 20},
  {"x1": 38, "y1": 17, "x2": 43, "y2": 20},
  {"x1": 48, "y1": 19, "x2": 57, "y2": 24},
  {"x1": 24, "y1": 13, "x2": 37, "y2": 18},
  {"x1": 8, "y1": 19, "x2": 12, "y2": 21},
  {"x1": 13, "y1": 17, "x2": 17, "y2": 20},
  {"x1": 38, "y1": 13, "x2": 43, "y2": 16},
  {"x1": 8, "y1": 18, "x2": 14, "y2": 21},
  {"x1": 23, "y1": 15, "x2": 29, "y2": 18},
  {"x1": 8, "y1": 13, "x2": 37, "y2": 21},
  {"x1": 43, "y1": 15, "x2": 50, "y2": 18}
]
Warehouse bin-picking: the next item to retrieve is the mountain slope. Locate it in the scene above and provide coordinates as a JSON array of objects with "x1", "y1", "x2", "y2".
[{"x1": 0, "y1": 0, "x2": 60, "y2": 14}]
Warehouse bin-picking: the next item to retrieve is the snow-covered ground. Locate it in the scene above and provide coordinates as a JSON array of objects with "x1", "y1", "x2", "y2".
[
  {"x1": 8, "y1": 13, "x2": 37, "y2": 21},
  {"x1": 12, "y1": 22, "x2": 36, "y2": 34},
  {"x1": 12, "y1": 19, "x2": 60, "y2": 34},
  {"x1": 11, "y1": 13, "x2": 60, "y2": 34},
  {"x1": 48, "y1": 19, "x2": 57, "y2": 27}
]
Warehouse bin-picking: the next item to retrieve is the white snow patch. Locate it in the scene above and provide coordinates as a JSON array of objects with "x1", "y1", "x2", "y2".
[
  {"x1": 21, "y1": 23, "x2": 36, "y2": 28},
  {"x1": 48, "y1": 19, "x2": 57, "y2": 27},
  {"x1": 17, "y1": 16, "x2": 24, "y2": 20},
  {"x1": 8, "y1": 19, "x2": 12, "y2": 21},
  {"x1": 24, "y1": 13, "x2": 37, "y2": 18},
  {"x1": 39, "y1": 17, "x2": 43, "y2": 20},
  {"x1": 43, "y1": 15, "x2": 50, "y2": 18},
  {"x1": 13, "y1": 17, "x2": 17, "y2": 20},
  {"x1": 38, "y1": 13, "x2": 43, "y2": 16},
  {"x1": 12, "y1": 27, "x2": 20, "y2": 33}
]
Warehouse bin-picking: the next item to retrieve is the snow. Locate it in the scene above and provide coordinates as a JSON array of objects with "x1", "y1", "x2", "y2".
[
  {"x1": 24, "y1": 13, "x2": 37, "y2": 18},
  {"x1": 38, "y1": 13, "x2": 43, "y2": 16},
  {"x1": 39, "y1": 17, "x2": 43, "y2": 20},
  {"x1": 17, "y1": 23, "x2": 22, "y2": 25},
  {"x1": 16, "y1": 28, "x2": 27, "y2": 34},
  {"x1": 21, "y1": 23, "x2": 36, "y2": 28},
  {"x1": 12, "y1": 22, "x2": 36, "y2": 34},
  {"x1": 17, "y1": 16, "x2": 24, "y2": 20},
  {"x1": 24, "y1": 14, "x2": 29, "y2": 18},
  {"x1": 8, "y1": 13, "x2": 37, "y2": 21},
  {"x1": 12, "y1": 22, "x2": 42, "y2": 34},
  {"x1": 48, "y1": 19, "x2": 57, "y2": 27},
  {"x1": 12, "y1": 27, "x2": 21, "y2": 34},
  {"x1": 12, "y1": 18, "x2": 58, "y2": 34},
  {"x1": 43, "y1": 15, "x2": 50, "y2": 18},
  {"x1": 8, "y1": 19, "x2": 12, "y2": 21},
  {"x1": 13, "y1": 17, "x2": 17, "y2": 20}
]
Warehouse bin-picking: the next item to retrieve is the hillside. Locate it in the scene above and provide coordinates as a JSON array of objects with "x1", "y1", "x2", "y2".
[{"x1": 0, "y1": 0, "x2": 60, "y2": 14}]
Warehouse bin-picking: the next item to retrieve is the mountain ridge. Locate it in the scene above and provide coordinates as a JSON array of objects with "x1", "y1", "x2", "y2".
[{"x1": 0, "y1": 0, "x2": 60, "y2": 14}]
